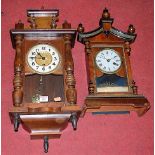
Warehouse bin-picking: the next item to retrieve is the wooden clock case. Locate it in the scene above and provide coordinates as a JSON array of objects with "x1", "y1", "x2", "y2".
[
  {"x1": 77, "y1": 8, "x2": 150, "y2": 117},
  {"x1": 9, "y1": 8, "x2": 150, "y2": 153},
  {"x1": 9, "y1": 9, "x2": 81, "y2": 152}
]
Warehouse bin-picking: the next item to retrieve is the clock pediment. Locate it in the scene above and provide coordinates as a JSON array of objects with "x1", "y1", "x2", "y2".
[
  {"x1": 88, "y1": 31, "x2": 126, "y2": 43},
  {"x1": 77, "y1": 8, "x2": 136, "y2": 44}
]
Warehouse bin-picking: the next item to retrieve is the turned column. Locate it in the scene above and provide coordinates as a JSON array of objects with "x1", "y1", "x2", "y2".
[
  {"x1": 12, "y1": 34, "x2": 23, "y2": 106},
  {"x1": 85, "y1": 41, "x2": 95, "y2": 94},
  {"x1": 125, "y1": 24, "x2": 137, "y2": 94},
  {"x1": 77, "y1": 23, "x2": 95, "y2": 95},
  {"x1": 63, "y1": 21, "x2": 77, "y2": 104}
]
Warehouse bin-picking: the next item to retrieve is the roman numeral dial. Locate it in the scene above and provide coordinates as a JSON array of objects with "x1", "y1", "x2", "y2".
[
  {"x1": 27, "y1": 44, "x2": 60, "y2": 74},
  {"x1": 95, "y1": 49, "x2": 122, "y2": 74}
]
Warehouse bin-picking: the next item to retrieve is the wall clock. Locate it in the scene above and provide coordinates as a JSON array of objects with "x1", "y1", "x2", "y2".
[
  {"x1": 9, "y1": 9, "x2": 81, "y2": 153},
  {"x1": 77, "y1": 8, "x2": 150, "y2": 116}
]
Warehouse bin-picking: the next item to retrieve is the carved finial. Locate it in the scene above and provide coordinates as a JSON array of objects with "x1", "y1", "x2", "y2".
[
  {"x1": 77, "y1": 23, "x2": 84, "y2": 33},
  {"x1": 18, "y1": 20, "x2": 22, "y2": 23},
  {"x1": 15, "y1": 20, "x2": 24, "y2": 29},
  {"x1": 62, "y1": 20, "x2": 71, "y2": 29},
  {"x1": 102, "y1": 8, "x2": 110, "y2": 19},
  {"x1": 128, "y1": 24, "x2": 135, "y2": 34},
  {"x1": 41, "y1": 6, "x2": 45, "y2": 10},
  {"x1": 51, "y1": 16, "x2": 58, "y2": 29},
  {"x1": 28, "y1": 16, "x2": 37, "y2": 29}
]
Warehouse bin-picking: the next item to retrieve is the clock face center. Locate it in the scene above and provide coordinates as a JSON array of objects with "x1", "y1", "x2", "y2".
[{"x1": 35, "y1": 52, "x2": 52, "y2": 66}]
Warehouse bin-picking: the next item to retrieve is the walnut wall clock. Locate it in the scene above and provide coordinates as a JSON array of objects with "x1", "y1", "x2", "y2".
[
  {"x1": 9, "y1": 9, "x2": 81, "y2": 153},
  {"x1": 77, "y1": 8, "x2": 150, "y2": 116}
]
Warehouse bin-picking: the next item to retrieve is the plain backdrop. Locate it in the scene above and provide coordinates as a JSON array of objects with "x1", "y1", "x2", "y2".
[{"x1": 2, "y1": 0, "x2": 153, "y2": 155}]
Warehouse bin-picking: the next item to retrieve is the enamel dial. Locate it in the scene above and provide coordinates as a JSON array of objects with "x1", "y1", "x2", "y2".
[
  {"x1": 27, "y1": 44, "x2": 60, "y2": 74},
  {"x1": 95, "y1": 49, "x2": 121, "y2": 74}
]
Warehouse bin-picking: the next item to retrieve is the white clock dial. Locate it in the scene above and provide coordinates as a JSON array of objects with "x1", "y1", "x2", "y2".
[
  {"x1": 27, "y1": 44, "x2": 60, "y2": 74},
  {"x1": 95, "y1": 49, "x2": 122, "y2": 74}
]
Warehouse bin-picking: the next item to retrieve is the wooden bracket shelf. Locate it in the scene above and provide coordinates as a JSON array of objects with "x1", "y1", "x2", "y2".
[{"x1": 83, "y1": 95, "x2": 150, "y2": 117}]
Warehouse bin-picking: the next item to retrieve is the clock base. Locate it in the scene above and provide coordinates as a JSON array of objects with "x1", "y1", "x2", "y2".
[
  {"x1": 84, "y1": 94, "x2": 150, "y2": 117},
  {"x1": 9, "y1": 103, "x2": 81, "y2": 152}
]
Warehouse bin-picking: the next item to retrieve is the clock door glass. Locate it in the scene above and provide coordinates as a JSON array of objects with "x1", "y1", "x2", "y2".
[
  {"x1": 95, "y1": 49, "x2": 121, "y2": 74},
  {"x1": 27, "y1": 44, "x2": 60, "y2": 74},
  {"x1": 95, "y1": 48, "x2": 128, "y2": 92}
]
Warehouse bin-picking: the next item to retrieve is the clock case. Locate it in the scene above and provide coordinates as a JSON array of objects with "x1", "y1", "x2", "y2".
[
  {"x1": 77, "y1": 8, "x2": 150, "y2": 116},
  {"x1": 9, "y1": 9, "x2": 81, "y2": 153}
]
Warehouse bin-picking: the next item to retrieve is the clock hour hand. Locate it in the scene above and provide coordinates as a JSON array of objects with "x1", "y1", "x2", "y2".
[
  {"x1": 37, "y1": 52, "x2": 45, "y2": 60},
  {"x1": 113, "y1": 62, "x2": 119, "y2": 66}
]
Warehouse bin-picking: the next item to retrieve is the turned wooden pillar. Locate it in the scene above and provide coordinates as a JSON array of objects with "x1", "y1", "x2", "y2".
[
  {"x1": 85, "y1": 41, "x2": 95, "y2": 94},
  {"x1": 63, "y1": 21, "x2": 77, "y2": 104},
  {"x1": 12, "y1": 34, "x2": 23, "y2": 106},
  {"x1": 125, "y1": 25, "x2": 137, "y2": 94},
  {"x1": 64, "y1": 34, "x2": 77, "y2": 104}
]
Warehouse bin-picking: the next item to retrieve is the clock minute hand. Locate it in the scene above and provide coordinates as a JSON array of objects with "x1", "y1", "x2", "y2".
[
  {"x1": 106, "y1": 58, "x2": 111, "y2": 62},
  {"x1": 35, "y1": 57, "x2": 42, "y2": 59},
  {"x1": 29, "y1": 56, "x2": 35, "y2": 59}
]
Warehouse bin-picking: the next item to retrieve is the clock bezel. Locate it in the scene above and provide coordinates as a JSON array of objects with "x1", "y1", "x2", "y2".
[
  {"x1": 95, "y1": 48, "x2": 122, "y2": 74},
  {"x1": 26, "y1": 44, "x2": 61, "y2": 74}
]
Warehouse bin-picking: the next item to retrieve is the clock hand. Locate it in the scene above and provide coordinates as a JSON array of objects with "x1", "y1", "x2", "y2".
[
  {"x1": 29, "y1": 56, "x2": 35, "y2": 59},
  {"x1": 113, "y1": 62, "x2": 119, "y2": 66},
  {"x1": 35, "y1": 57, "x2": 43, "y2": 59},
  {"x1": 106, "y1": 59, "x2": 111, "y2": 62},
  {"x1": 101, "y1": 56, "x2": 110, "y2": 61},
  {"x1": 37, "y1": 52, "x2": 46, "y2": 60}
]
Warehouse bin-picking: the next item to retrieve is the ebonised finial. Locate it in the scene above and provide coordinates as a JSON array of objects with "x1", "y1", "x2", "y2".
[
  {"x1": 128, "y1": 24, "x2": 135, "y2": 34},
  {"x1": 77, "y1": 23, "x2": 84, "y2": 33},
  {"x1": 102, "y1": 8, "x2": 110, "y2": 19}
]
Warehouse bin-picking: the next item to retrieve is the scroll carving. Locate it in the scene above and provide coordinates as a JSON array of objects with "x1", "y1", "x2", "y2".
[{"x1": 12, "y1": 34, "x2": 23, "y2": 106}]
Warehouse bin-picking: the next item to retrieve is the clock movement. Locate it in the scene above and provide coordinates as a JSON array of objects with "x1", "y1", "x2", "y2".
[
  {"x1": 9, "y1": 9, "x2": 81, "y2": 153},
  {"x1": 77, "y1": 8, "x2": 150, "y2": 116}
]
